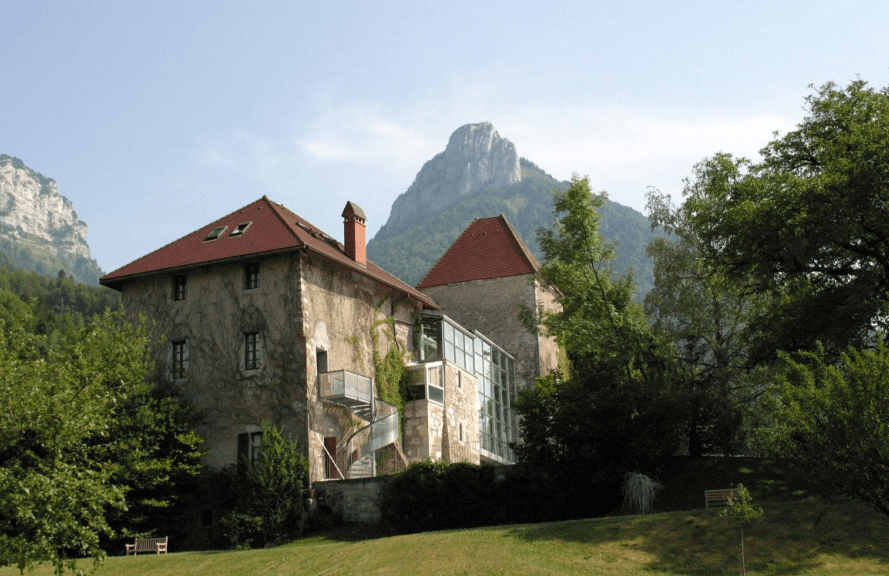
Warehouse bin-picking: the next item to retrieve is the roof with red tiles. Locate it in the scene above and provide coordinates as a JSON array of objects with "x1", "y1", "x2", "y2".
[
  {"x1": 416, "y1": 215, "x2": 540, "y2": 289},
  {"x1": 100, "y1": 196, "x2": 436, "y2": 307}
]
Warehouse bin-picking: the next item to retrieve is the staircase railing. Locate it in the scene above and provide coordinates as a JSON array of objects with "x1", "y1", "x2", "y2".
[{"x1": 338, "y1": 398, "x2": 402, "y2": 478}]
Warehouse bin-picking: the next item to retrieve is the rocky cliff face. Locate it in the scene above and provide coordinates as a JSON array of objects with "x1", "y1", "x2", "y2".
[
  {"x1": 0, "y1": 154, "x2": 103, "y2": 283},
  {"x1": 379, "y1": 122, "x2": 521, "y2": 234},
  {"x1": 366, "y1": 123, "x2": 659, "y2": 295}
]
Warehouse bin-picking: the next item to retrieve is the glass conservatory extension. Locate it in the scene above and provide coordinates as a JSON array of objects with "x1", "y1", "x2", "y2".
[{"x1": 416, "y1": 313, "x2": 518, "y2": 464}]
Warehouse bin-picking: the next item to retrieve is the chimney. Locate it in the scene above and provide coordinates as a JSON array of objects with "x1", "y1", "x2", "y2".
[{"x1": 342, "y1": 201, "x2": 367, "y2": 266}]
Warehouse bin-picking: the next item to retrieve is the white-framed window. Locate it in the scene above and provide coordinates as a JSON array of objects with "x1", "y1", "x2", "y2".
[{"x1": 406, "y1": 363, "x2": 445, "y2": 404}]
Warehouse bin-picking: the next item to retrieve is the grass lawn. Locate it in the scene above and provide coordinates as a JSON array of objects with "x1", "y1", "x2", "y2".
[
  {"x1": 4, "y1": 458, "x2": 885, "y2": 576},
  {"x1": 4, "y1": 497, "x2": 888, "y2": 576}
]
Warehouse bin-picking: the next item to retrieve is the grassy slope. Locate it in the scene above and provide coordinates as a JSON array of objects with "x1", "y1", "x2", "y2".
[
  {"x1": 6, "y1": 458, "x2": 887, "y2": 576},
  {"x1": 5, "y1": 498, "x2": 888, "y2": 576}
]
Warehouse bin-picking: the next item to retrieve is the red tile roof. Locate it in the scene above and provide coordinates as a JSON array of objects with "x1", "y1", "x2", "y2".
[
  {"x1": 416, "y1": 215, "x2": 540, "y2": 289},
  {"x1": 100, "y1": 196, "x2": 436, "y2": 307}
]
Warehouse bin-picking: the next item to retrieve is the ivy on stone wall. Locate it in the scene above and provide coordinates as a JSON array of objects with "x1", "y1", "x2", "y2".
[{"x1": 370, "y1": 299, "x2": 411, "y2": 423}]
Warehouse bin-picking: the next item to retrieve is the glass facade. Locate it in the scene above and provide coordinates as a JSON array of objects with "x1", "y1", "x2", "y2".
[
  {"x1": 474, "y1": 335, "x2": 517, "y2": 463},
  {"x1": 416, "y1": 314, "x2": 517, "y2": 464}
]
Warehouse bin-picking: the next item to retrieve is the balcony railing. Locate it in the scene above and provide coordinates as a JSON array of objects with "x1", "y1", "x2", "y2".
[{"x1": 319, "y1": 369, "x2": 373, "y2": 407}]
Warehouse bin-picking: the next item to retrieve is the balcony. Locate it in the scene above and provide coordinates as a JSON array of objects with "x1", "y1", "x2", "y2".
[
  {"x1": 405, "y1": 362, "x2": 445, "y2": 404},
  {"x1": 319, "y1": 369, "x2": 373, "y2": 411}
]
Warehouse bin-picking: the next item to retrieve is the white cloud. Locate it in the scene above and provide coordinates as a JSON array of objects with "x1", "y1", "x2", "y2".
[{"x1": 298, "y1": 107, "x2": 442, "y2": 175}]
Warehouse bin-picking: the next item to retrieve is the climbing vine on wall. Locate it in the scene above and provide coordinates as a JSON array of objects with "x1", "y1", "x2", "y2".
[
  {"x1": 345, "y1": 335, "x2": 364, "y2": 373},
  {"x1": 370, "y1": 298, "x2": 412, "y2": 421}
]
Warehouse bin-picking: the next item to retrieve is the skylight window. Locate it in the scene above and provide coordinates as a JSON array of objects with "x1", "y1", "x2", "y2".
[
  {"x1": 320, "y1": 233, "x2": 339, "y2": 247},
  {"x1": 229, "y1": 222, "x2": 252, "y2": 237},
  {"x1": 204, "y1": 226, "x2": 227, "y2": 241}
]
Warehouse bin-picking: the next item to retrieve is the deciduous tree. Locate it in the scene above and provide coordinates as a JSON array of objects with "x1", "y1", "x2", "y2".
[
  {"x1": 0, "y1": 311, "x2": 203, "y2": 575},
  {"x1": 646, "y1": 179, "x2": 766, "y2": 455},
  {"x1": 686, "y1": 80, "x2": 889, "y2": 359},
  {"x1": 516, "y1": 176, "x2": 681, "y2": 518},
  {"x1": 760, "y1": 341, "x2": 889, "y2": 517}
]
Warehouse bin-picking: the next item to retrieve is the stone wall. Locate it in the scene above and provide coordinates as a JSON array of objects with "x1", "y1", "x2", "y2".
[
  {"x1": 311, "y1": 465, "x2": 517, "y2": 526},
  {"x1": 299, "y1": 254, "x2": 422, "y2": 482},
  {"x1": 402, "y1": 361, "x2": 479, "y2": 464},
  {"x1": 441, "y1": 362, "x2": 480, "y2": 463},
  {"x1": 533, "y1": 280, "x2": 562, "y2": 377},
  {"x1": 121, "y1": 252, "x2": 307, "y2": 469},
  {"x1": 312, "y1": 477, "x2": 389, "y2": 524}
]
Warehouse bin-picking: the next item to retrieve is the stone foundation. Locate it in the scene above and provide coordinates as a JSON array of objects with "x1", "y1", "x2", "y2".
[{"x1": 312, "y1": 477, "x2": 389, "y2": 524}]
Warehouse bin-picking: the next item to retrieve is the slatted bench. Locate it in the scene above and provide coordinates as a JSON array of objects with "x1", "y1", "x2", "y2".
[
  {"x1": 125, "y1": 536, "x2": 168, "y2": 555},
  {"x1": 705, "y1": 488, "x2": 739, "y2": 509}
]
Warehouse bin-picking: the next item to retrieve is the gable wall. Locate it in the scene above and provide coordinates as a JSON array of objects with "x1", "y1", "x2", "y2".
[
  {"x1": 298, "y1": 252, "x2": 422, "y2": 481},
  {"x1": 120, "y1": 252, "x2": 308, "y2": 469}
]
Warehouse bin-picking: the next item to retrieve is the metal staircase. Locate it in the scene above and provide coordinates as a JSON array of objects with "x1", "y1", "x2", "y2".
[{"x1": 319, "y1": 369, "x2": 405, "y2": 478}]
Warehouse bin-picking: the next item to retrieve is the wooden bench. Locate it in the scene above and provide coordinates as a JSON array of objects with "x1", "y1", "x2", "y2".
[
  {"x1": 705, "y1": 488, "x2": 739, "y2": 509},
  {"x1": 125, "y1": 536, "x2": 168, "y2": 555}
]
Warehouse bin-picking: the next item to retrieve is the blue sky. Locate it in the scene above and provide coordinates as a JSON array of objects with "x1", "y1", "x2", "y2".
[{"x1": 4, "y1": 1, "x2": 889, "y2": 274}]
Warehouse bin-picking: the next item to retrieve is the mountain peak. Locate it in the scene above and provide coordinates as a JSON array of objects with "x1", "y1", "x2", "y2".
[{"x1": 379, "y1": 122, "x2": 521, "y2": 233}]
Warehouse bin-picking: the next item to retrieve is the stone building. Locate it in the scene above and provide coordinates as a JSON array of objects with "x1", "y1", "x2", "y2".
[
  {"x1": 100, "y1": 197, "x2": 547, "y2": 482},
  {"x1": 417, "y1": 215, "x2": 561, "y2": 392}
]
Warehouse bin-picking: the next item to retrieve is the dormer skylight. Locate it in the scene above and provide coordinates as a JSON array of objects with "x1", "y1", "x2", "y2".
[
  {"x1": 320, "y1": 232, "x2": 339, "y2": 248},
  {"x1": 229, "y1": 222, "x2": 252, "y2": 237},
  {"x1": 204, "y1": 226, "x2": 227, "y2": 241}
]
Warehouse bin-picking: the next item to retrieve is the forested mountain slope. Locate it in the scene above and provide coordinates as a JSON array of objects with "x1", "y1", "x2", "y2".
[{"x1": 368, "y1": 143, "x2": 659, "y2": 296}]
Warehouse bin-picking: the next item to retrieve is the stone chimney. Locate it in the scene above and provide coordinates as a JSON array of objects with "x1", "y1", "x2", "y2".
[{"x1": 342, "y1": 201, "x2": 367, "y2": 266}]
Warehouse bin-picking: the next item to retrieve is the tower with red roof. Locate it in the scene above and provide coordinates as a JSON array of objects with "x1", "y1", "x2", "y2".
[{"x1": 417, "y1": 215, "x2": 562, "y2": 392}]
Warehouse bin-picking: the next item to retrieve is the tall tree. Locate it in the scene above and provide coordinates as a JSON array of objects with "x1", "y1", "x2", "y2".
[
  {"x1": 646, "y1": 174, "x2": 765, "y2": 455},
  {"x1": 686, "y1": 80, "x2": 889, "y2": 359},
  {"x1": 0, "y1": 311, "x2": 203, "y2": 575},
  {"x1": 528, "y1": 175, "x2": 654, "y2": 374},
  {"x1": 516, "y1": 176, "x2": 681, "y2": 518}
]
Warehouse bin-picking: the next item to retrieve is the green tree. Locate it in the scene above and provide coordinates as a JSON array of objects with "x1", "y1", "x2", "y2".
[
  {"x1": 99, "y1": 378, "x2": 204, "y2": 550},
  {"x1": 527, "y1": 175, "x2": 654, "y2": 373},
  {"x1": 0, "y1": 311, "x2": 204, "y2": 575},
  {"x1": 720, "y1": 484, "x2": 763, "y2": 576},
  {"x1": 515, "y1": 176, "x2": 681, "y2": 518},
  {"x1": 686, "y1": 80, "x2": 889, "y2": 359},
  {"x1": 0, "y1": 313, "x2": 145, "y2": 575},
  {"x1": 760, "y1": 340, "x2": 889, "y2": 517},
  {"x1": 646, "y1": 179, "x2": 766, "y2": 455},
  {"x1": 220, "y1": 421, "x2": 309, "y2": 549}
]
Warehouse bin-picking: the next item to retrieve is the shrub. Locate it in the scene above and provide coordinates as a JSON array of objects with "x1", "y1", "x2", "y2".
[
  {"x1": 219, "y1": 422, "x2": 309, "y2": 548},
  {"x1": 380, "y1": 461, "x2": 502, "y2": 533},
  {"x1": 622, "y1": 472, "x2": 662, "y2": 515}
]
